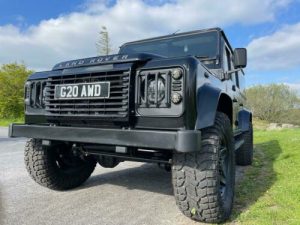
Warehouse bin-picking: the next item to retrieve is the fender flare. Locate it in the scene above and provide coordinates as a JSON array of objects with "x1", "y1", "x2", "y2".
[
  {"x1": 238, "y1": 109, "x2": 252, "y2": 132},
  {"x1": 195, "y1": 84, "x2": 229, "y2": 129}
]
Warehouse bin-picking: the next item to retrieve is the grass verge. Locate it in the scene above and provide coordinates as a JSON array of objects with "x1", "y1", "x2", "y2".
[
  {"x1": 0, "y1": 118, "x2": 23, "y2": 127},
  {"x1": 230, "y1": 129, "x2": 300, "y2": 225}
]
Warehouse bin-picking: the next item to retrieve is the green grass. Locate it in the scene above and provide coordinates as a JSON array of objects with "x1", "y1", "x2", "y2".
[
  {"x1": 0, "y1": 118, "x2": 23, "y2": 126},
  {"x1": 230, "y1": 129, "x2": 300, "y2": 225}
]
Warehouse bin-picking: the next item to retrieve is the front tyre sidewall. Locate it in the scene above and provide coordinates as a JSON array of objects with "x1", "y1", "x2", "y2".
[
  {"x1": 24, "y1": 139, "x2": 96, "y2": 190},
  {"x1": 172, "y1": 112, "x2": 235, "y2": 223}
]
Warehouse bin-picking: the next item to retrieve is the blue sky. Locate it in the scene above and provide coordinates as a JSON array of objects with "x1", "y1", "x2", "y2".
[
  {"x1": 0, "y1": 0, "x2": 83, "y2": 26},
  {"x1": 1, "y1": 0, "x2": 300, "y2": 90}
]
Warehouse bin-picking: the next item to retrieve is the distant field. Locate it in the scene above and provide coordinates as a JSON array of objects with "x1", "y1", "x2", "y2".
[{"x1": 231, "y1": 129, "x2": 300, "y2": 225}]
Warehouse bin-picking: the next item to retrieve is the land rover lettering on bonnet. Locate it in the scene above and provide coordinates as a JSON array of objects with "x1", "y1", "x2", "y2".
[{"x1": 9, "y1": 28, "x2": 253, "y2": 223}]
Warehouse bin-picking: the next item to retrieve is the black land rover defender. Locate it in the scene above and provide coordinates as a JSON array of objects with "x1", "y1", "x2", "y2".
[{"x1": 9, "y1": 27, "x2": 253, "y2": 223}]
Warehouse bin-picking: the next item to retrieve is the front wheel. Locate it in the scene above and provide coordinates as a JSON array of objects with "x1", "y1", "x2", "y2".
[
  {"x1": 24, "y1": 139, "x2": 96, "y2": 190},
  {"x1": 172, "y1": 112, "x2": 235, "y2": 223}
]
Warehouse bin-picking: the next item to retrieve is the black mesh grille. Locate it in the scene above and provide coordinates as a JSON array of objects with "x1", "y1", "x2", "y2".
[{"x1": 44, "y1": 70, "x2": 130, "y2": 119}]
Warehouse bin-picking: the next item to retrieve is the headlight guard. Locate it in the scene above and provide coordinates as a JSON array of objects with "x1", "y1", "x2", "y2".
[{"x1": 136, "y1": 67, "x2": 184, "y2": 117}]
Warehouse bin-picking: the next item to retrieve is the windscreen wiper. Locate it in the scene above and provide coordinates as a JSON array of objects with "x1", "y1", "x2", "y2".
[{"x1": 194, "y1": 55, "x2": 210, "y2": 59}]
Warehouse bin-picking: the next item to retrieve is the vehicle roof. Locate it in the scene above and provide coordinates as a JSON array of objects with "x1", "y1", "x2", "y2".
[{"x1": 120, "y1": 27, "x2": 234, "y2": 52}]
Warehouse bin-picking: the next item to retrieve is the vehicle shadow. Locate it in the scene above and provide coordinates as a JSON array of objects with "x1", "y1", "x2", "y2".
[
  {"x1": 80, "y1": 163, "x2": 174, "y2": 196},
  {"x1": 78, "y1": 139, "x2": 282, "y2": 220},
  {"x1": 230, "y1": 140, "x2": 282, "y2": 221}
]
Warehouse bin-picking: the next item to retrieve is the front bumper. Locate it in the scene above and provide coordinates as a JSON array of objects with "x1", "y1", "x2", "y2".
[{"x1": 9, "y1": 124, "x2": 201, "y2": 153}]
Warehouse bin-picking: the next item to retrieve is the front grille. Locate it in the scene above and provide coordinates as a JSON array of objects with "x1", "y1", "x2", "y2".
[{"x1": 44, "y1": 70, "x2": 130, "y2": 119}]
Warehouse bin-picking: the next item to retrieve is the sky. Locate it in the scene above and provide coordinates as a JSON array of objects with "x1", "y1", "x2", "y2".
[{"x1": 1, "y1": 0, "x2": 300, "y2": 90}]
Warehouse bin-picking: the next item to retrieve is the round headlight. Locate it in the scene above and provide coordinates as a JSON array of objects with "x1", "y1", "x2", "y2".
[
  {"x1": 147, "y1": 77, "x2": 165, "y2": 104},
  {"x1": 172, "y1": 68, "x2": 182, "y2": 80}
]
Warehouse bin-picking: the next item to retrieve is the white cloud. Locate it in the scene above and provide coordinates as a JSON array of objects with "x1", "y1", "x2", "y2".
[
  {"x1": 0, "y1": 0, "x2": 292, "y2": 70},
  {"x1": 284, "y1": 83, "x2": 300, "y2": 94},
  {"x1": 247, "y1": 22, "x2": 300, "y2": 71}
]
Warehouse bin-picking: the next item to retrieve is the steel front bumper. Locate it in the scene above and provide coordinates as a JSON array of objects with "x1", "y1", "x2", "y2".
[{"x1": 9, "y1": 124, "x2": 201, "y2": 153}]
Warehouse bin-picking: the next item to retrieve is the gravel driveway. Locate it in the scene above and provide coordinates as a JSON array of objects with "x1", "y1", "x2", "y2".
[{"x1": 0, "y1": 127, "x2": 246, "y2": 225}]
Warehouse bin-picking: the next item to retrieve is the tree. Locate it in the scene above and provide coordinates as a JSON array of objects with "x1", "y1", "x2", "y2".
[
  {"x1": 246, "y1": 84, "x2": 298, "y2": 122},
  {"x1": 0, "y1": 63, "x2": 33, "y2": 118},
  {"x1": 96, "y1": 26, "x2": 112, "y2": 55}
]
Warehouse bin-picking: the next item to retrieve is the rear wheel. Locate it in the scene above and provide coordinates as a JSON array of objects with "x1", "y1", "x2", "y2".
[
  {"x1": 97, "y1": 156, "x2": 120, "y2": 168},
  {"x1": 24, "y1": 139, "x2": 96, "y2": 190},
  {"x1": 172, "y1": 112, "x2": 235, "y2": 223},
  {"x1": 236, "y1": 123, "x2": 253, "y2": 166}
]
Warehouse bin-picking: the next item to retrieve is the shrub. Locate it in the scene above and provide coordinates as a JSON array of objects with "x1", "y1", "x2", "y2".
[
  {"x1": 0, "y1": 63, "x2": 33, "y2": 118},
  {"x1": 246, "y1": 84, "x2": 298, "y2": 123}
]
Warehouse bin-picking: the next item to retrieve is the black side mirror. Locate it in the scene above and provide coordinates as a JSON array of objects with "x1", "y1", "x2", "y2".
[{"x1": 233, "y1": 48, "x2": 247, "y2": 68}]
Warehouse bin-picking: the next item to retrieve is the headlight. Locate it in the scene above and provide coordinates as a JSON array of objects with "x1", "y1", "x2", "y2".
[
  {"x1": 136, "y1": 67, "x2": 184, "y2": 117},
  {"x1": 146, "y1": 77, "x2": 165, "y2": 104},
  {"x1": 40, "y1": 82, "x2": 47, "y2": 107},
  {"x1": 138, "y1": 70, "x2": 170, "y2": 108},
  {"x1": 24, "y1": 80, "x2": 47, "y2": 108},
  {"x1": 24, "y1": 81, "x2": 32, "y2": 106}
]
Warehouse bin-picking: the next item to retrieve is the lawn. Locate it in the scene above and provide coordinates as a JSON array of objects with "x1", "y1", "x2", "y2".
[
  {"x1": 231, "y1": 129, "x2": 300, "y2": 225},
  {"x1": 0, "y1": 118, "x2": 23, "y2": 126}
]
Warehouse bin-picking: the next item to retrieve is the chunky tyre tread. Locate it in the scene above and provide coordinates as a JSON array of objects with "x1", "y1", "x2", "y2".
[
  {"x1": 172, "y1": 112, "x2": 235, "y2": 223},
  {"x1": 24, "y1": 139, "x2": 96, "y2": 190},
  {"x1": 236, "y1": 123, "x2": 253, "y2": 166}
]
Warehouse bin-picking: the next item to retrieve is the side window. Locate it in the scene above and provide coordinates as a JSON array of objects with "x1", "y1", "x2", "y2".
[
  {"x1": 230, "y1": 58, "x2": 239, "y2": 88},
  {"x1": 235, "y1": 72, "x2": 240, "y2": 88},
  {"x1": 223, "y1": 46, "x2": 231, "y2": 72},
  {"x1": 238, "y1": 71, "x2": 245, "y2": 91},
  {"x1": 228, "y1": 46, "x2": 240, "y2": 87}
]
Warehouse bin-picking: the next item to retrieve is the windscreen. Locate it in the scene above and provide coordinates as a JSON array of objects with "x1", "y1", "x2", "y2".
[{"x1": 119, "y1": 31, "x2": 219, "y2": 59}]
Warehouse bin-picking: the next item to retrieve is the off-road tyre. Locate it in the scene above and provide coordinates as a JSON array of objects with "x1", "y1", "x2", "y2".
[
  {"x1": 236, "y1": 123, "x2": 253, "y2": 166},
  {"x1": 24, "y1": 139, "x2": 96, "y2": 190},
  {"x1": 172, "y1": 112, "x2": 235, "y2": 223}
]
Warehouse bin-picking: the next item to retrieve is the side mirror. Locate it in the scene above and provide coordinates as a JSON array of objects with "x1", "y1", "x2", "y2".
[{"x1": 233, "y1": 48, "x2": 247, "y2": 68}]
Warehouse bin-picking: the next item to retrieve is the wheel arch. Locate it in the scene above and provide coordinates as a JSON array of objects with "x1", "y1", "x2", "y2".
[
  {"x1": 217, "y1": 93, "x2": 233, "y2": 125},
  {"x1": 238, "y1": 109, "x2": 252, "y2": 132},
  {"x1": 195, "y1": 84, "x2": 233, "y2": 129}
]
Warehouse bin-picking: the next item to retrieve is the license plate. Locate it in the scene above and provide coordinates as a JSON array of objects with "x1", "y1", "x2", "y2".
[{"x1": 54, "y1": 82, "x2": 110, "y2": 100}]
